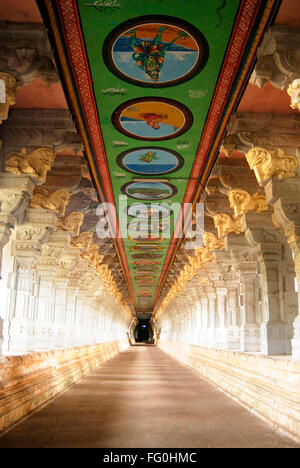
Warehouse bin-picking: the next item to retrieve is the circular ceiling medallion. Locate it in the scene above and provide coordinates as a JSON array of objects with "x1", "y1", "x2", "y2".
[
  {"x1": 127, "y1": 203, "x2": 172, "y2": 219},
  {"x1": 129, "y1": 235, "x2": 164, "y2": 243},
  {"x1": 132, "y1": 260, "x2": 161, "y2": 266},
  {"x1": 128, "y1": 220, "x2": 170, "y2": 235},
  {"x1": 117, "y1": 147, "x2": 184, "y2": 176},
  {"x1": 103, "y1": 15, "x2": 209, "y2": 88},
  {"x1": 130, "y1": 244, "x2": 163, "y2": 252},
  {"x1": 122, "y1": 181, "x2": 177, "y2": 200},
  {"x1": 112, "y1": 97, "x2": 193, "y2": 141},
  {"x1": 131, "y1": 253, "x2": 162, "y2": 259}
]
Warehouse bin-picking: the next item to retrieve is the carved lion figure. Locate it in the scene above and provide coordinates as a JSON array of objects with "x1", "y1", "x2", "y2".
[
  {"x1": 56, "y1": 211, "x2": 84, "y2": 236},
  {"x1": 246, "y1": 147, "x2": 298, "y2": 184},
  {"x1": 70, "y1": 231, "x2": 93, "y2": 250},
  {"x1": 30, "y1": 188, "x2": 71, "y2": 216},
  {"x1": 213, "y1": 213, "x2": 242, "y2": 238},
  {"x1": 228, "y1": 189, "x2": 269, "y2": 217},
  {"x1": 5, "y1": 147, "x2": 56, "y2": 181},
  {"x1": 204, "y1": 232, "x2": 225, "y2": 251}
]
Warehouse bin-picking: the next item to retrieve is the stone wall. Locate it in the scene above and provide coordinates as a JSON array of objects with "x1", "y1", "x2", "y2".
[
  {"x1": 158, "y1": 340, "x2": 300, "y2": 444},
  {"x1": 0, "y1": 339, "x2": 128, "y2": 433}
]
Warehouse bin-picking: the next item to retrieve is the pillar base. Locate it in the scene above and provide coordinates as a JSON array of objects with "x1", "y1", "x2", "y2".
[
  {"x1": 260, "y1": 322, "x2": 290, "y2": 355},
  {"x1": 240, "y1": 324, "x2": 260, "y2": 352},
  {"x1": 206, "y1": 328, "x2": 216, "y2": 348},
  {"x1": 227, "y1": 326, "x2": 241, "y2": 350},
  {"x1": 216, "y1": 327, "x2": 230, "y2": 349}
]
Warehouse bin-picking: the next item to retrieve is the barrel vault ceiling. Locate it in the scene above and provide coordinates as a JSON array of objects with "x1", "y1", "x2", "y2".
[{"x1": 38, "y1": 0, "x2": 281, "y2": 315}]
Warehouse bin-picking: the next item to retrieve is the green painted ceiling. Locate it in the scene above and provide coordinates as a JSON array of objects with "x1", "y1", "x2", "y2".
[
  {"x1": 78, "y1": 0, "x2": 240, "y2": 311},
  {"x1": 76, "y1": 0, "x2": 241, "y2": 312}
]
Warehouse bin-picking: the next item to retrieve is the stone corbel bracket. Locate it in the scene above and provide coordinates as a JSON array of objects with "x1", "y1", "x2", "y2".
[
  {"x1": 245, "y1": 147, "x2": 299, "y2": 186},
  {"x1": 250, "y1": 25, "x2": 300, "y2": 91},
  {"x1": 228, "y1": 189, "x2": 269, "y2": 217},
  {"x1": 0, "y1": 21, "x2": 58, "y2": 87}
]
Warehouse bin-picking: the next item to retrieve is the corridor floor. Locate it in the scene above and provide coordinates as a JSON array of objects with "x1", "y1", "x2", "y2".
[{"x1": 0, "y1": 346, "x2": 298, "y2": 448}]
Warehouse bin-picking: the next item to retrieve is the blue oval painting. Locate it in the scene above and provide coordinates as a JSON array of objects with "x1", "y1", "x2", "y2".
[
  {"x1": 117, "y1": 147, "x2": 183, "y2": 175},
  {"x1": 122, "y1": 181, "x2": 177, "y2": 200}
]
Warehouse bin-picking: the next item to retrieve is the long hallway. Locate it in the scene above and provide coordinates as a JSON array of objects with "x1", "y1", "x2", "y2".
[{"x1": 0, "y1": 346, "x2": 298, "y2": 448}]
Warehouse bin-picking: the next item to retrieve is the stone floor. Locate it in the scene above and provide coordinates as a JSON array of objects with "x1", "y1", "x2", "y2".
[{"x1": 0, "y1": 346, "x2": 298, "y2": 448}]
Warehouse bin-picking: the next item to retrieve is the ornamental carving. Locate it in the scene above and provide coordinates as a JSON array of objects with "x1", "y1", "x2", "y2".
[
  {"x1": 5, "y1": 147, "x2": 56, "y2": 181},
  {"x1": 245, "y1": 147, "x2": 298, "y2": 185},
  {"x1": 56, "y1": 211, "x2": 84, "y2": 236},
  {"x1": 287, "y1": 79, "x2": 300, "y2": 112},
  {"x1": 213, "y1": 213, "x2": 242, "y2": 238},
  {"x1": 17, "y1": 227, "x2": 46, "y2": 242},
  {"x1": 80, "y1": 243, "x2": 104, "y2": 267},
  {"x1": 70, "y1": 231, "x2": 93, "y2": 250},
  {"x1": 195, "y1": 246, "x2": 215, "y2": 265},
  {"x1": 40, "y1": 245, "x2": 65, "y2": 258},
  {"x1": 0, "y1": 73, "x2": 17, "y2": 124},
  {"x1": 30, "y1": 188, "x2": 71, "y2": 216},
  {"x1": 204, "y1": 232, "x2": 225, "y2": 251},
  {"x1": 228, "y1": 189, "x2": 269, "y2": 217}
]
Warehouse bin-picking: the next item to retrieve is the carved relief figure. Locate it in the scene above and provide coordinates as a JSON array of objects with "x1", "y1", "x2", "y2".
[
  {"x1": 204, "y1": 232, "x2": 225, "y2": 251},
  {"x1": 228, "y1": 189, "x2": 269, "y2": 217},
  {"x1": 57, "y1": 211, "x2": 84, "y2": 236},
  {"x1": 30, "y1": 189, "x2": 71, "y2": 216},
  {"x1": 70, "y1": 231, "x2": 93, "y2": 250},
  {"x1": 213, "y1": 213, "x2": 242, "y2": 238},
  {"x1": 245, "y1": 147, "x2": 298, "y2": 184},
  {"x1": 5, "y1": 147, "x2": 56, "y2": 181}
]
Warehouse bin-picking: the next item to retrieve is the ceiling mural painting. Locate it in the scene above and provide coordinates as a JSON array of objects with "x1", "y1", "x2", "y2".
[
  {"x1": 41, "y1": 0, "x2": 280, "y2": 313},
  {"x1": 103, "y1": 16, "x2": 209, "y2": 88},
  {"x1": 112, "y1": 97, "x2": 193, "y2": 141}
]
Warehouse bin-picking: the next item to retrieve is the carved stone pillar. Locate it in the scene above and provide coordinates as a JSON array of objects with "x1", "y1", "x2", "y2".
[
  {"x1": 200, "y1": 295, "x2": 208, "y2": 346},
  {"x1": 206, "y1": 289, "x2": 217, "y2": 348},
  {"x1": 4, "y1": 208, "x2": 57, "y2": 353},
  {"x1": 242, "y1": 213, "x2": 290, "y2": 355},
  {"x1": 225, "y1": 282, "x2": 240, "y2": 350},
  {"x1": 266, "y1": 177, "x2": 300, "y2": 359},
  {"x1": 225, "y1": 233, "x2": 260, "y2": 352},
  {"x1": 0, "y1": 174, "x2": 36, "y2": 277},
  {"x1": 215, "y1": 287, "x2": 228, "y2": 349}
]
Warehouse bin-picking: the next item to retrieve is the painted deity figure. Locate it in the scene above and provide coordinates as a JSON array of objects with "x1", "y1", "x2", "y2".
[
  {"x1": 139, "y1": 151, "x2": 159, "y2": 163},
  {"x1": 129, "y1": 26, "x2": 188, "y2": 83}
]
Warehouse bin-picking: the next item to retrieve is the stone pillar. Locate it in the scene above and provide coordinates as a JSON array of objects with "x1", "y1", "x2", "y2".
[
  {"x1": 206, "y1": 289, "x2": 217, "y2": 348},
  {"x1": 215, "y1": 287, "x2": 228, "y2": 349},
  {"x1": 266, "y1": 177, "x2": 300, "y2": 359},
  {"x1": 238, "y1": 262, "x2": 261, "y2": 352},
  {"x1": 225, "y1": 284, "x2": 240, "y2": 350},
  {"x1": 242, "y1": 212, "x2": 291, "y2": 355},
  {"x1": 200, "y1": 295, "x2": 208, "y2": 346},
  {"x1": 0, "y1": 174, "x2": 36, "y2": 278},
  {"x1": 4, "y1": 208, "x2": 57, "y2": 354}
]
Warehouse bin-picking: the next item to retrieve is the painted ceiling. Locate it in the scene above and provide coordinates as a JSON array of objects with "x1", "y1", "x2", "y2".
[{"x1": 40, "y1": 0, "x2": 280, "y2": 314}]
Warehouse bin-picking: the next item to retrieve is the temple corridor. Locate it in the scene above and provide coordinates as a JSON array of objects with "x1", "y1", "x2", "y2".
[
  {"x1": 1, "y1": 0, "x2": 300, "y2": 450},
  {"x1": 0, "y1": 346, "x2": 297, "y2": 449}
]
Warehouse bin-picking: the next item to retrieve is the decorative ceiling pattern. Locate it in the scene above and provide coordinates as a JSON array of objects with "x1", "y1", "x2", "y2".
[{"x1": 39, "y1": 0, "x2": 280, "y2": 314}]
